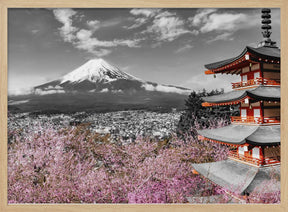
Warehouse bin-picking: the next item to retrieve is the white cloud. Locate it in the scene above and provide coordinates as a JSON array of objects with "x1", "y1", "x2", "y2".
[
  {"x1": 75, "y1": 13, "x2": 85, "y2": 21},
  {"x1": 8, "y1": 99, "x2": 30, "y2": 105},
  {"x1": 190, "y1": 9, "x2": 260, "y2": 35},
  {"x1": 45, "y1": 85, "x2": 63, "y2": 90},
  {"x1": 74, "y1": 32, "x2": 141, "y2": 55},
  {"x1": 200, "y1": 13, "x2": 248, "y2": 33},
  {"x1": 130, "y1": 9, "x2": 160, "y2": 17},
  {"x1": 101, "y1": 18, "x2": 123, "y2": 28},
  {"x1": 124, "y1": 17, "x2": 147, "y2": 29},
  {"x1": 100, "y1": 88, "x2": 109, "y2": 93},
  {"x1": 54, "y1": 85, "x2": 63, "y2": 90},
  {"x1": 53, "y1": 9, "x2": 142, "y2": 57},
  {"x1": 174, "y1": 44, "x2": 194, "y2": 53},
  {"x1": 145, "y1": 13, "x2": 194, "y2": 42},
  {"x1": 154, "y1": 10, "x2": 175, "y2": 19},
  {"x1": 114, "y1": 38, "x2": 142, "y2": 48},
  {"x1": 53, "y1": 9, "x2": 78, "y2": 42},
  {"x1": 75, "y1": 37, "x2": 113, "y2": 56},
  {"x1": 88, "y1": 19, "x2": 121, "y2": 30},
  {"x1": 127, "y1": 9, "x2": 197, "y2": 43},
  {"x1": 46, "y1": 85, "x2": 54, "y2": 89},
  {"x1": 34, "y1": 89, "x2": 65, "y2": 95},
  {"x1": 76, "y1": 29, "x2": 93, "y2": 41},
  {"x1": 125, "y1": 9, "x2": 161, "y2": 29},
  {"x1": 156, "y1": 85, "x2": 190, "y2": 94},
  {"x1": 188, "y1": 9, "x2": 260, "y2": 44},
  {"x1": 142, "y1": 83, "x2": 154, "y2": 91},
  {"x1": 142, "y1": 83, "x2": 191, "y2": 94},
  {"x1": 87, "y1": 20, "x2": 100, "y2": 31},
  {"x1": 189, "y1": 9, "x2": 218, "y2": 27},
  {"x1": 206, "y1": 32, "x2": 234, "y2": 43}
]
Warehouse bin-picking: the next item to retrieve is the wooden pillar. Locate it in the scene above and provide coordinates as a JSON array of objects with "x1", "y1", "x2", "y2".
[
  {"x1": 260, "y1": 101, "x2": 264, "y2": 123},
  {"x1": 259, "y1": 146, "x2": 264, "y2": 165},
  {"x1": 260, "y1": 62, "x2": 264, "y2": 78}
]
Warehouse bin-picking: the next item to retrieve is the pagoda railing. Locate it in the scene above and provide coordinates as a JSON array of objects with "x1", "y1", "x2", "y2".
[
  {"x1": 229, "y1": 150, "x2": 280, "y2": 166},
  {"x1": 231, "y1": 116, "x2": 280, "y2": 124},
  {"x1": 232, "y1": 77, "x2": 280, "y2": 89}
]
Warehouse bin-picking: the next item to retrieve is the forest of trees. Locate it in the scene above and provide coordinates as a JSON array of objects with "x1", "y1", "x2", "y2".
[{"x1": 177, "y1": 89, "x2": 239, "y2": 138}]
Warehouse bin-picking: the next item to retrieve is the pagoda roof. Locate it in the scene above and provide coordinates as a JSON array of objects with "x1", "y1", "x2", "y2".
[
  {"x1": 192, "y1": 159, "x2": 280, "y2": 195},
  {"x1": 202, "y1": 86, "x2": 280, "y2": 105},
  {"x1": 197, "y1": 124, "x2": 280, "y2": 146},
  {"x1": 205, "y1": 46, "x2": 280, "y2": 70}
]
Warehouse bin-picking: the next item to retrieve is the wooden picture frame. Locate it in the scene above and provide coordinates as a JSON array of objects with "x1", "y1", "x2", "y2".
[{"x1": 1, "y1": 0, "x2": 287, "y2": 211}]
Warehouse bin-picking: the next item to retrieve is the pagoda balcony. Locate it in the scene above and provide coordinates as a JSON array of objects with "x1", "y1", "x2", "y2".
[
  {"x1": 231, "y1": 116, "x2": 280, "y2": 125},
  {"x1": 228, "y1": 150, "x2": 280, "y2": 166},
  {"x1": 231, "y1": 77, "x2": 280, "y2": 89}
]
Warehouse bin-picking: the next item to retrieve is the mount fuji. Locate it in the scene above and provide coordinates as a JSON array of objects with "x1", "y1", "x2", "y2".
[
  {"x1": 9, "y1": 59, "x2": 191, "y2": 113},
  {"x1": 34, "y1": 58, "x2": 191, "y2": 95}
]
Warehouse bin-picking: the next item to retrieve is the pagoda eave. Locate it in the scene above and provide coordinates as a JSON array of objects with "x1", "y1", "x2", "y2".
[
  {"x1": 201, "y1": 86, "x2": 280, "y2": 107},
  {"x1": 192, "y1": 159, "x2": 280, "y2": 195},
  {"x1": 204, "y1": 46, "x2": 280, "y2": 75},
  {"x1": 202, "y1": 96, "x2": 249, "y2": 107},
  {"x1": 205, "y1": 59, "x2": 252, "y2": 75},
  {"x1": 198, "y1": 135, "x2": 244, "y2": 147},
  {"x1": 197, "y1": 124, "x2": 280, "y2": 146}
]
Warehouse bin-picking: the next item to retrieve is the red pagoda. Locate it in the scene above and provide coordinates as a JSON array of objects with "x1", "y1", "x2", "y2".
[{"x1": 193, "y1": 8, "x2": 280, "y2": 196}]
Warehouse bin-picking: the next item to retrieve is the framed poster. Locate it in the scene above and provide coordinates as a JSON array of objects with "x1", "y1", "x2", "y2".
[{"x1": 1, "y1": 0, "x2": 287, "y2": 211}]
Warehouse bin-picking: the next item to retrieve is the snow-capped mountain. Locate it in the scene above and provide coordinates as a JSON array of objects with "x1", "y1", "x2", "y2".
[
  {"x1": 10, "y1": 59, "x2": 191, "y2": 113},
  {"x1": 60, "y1": 58, "x2": 141, "y2": 84},
  {"x1": 34, "y1": 58, "x2": 191, "y2": 95}
]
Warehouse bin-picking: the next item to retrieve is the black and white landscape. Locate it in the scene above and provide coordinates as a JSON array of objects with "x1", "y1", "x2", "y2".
[
  {"x1": 9, "y1": 58, "x2": 190, "y2": 113},
  {"x1": 8, "y1": 8, "x2": 279, "y2": 114},
  {"x1": 34, "y1": 58, "x2": 190, "y2": 94}
]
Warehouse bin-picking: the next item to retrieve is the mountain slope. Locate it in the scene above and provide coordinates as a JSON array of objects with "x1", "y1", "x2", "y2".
[
  {"x1": 34, "y1": 58, "x2": 190, "y2": 95},
  {"x1": 60, "y1": 58, "x2": 141, "y2": 83},
  {"x1": 9, "y1": 59, "x2": 191, "y2": 113}
]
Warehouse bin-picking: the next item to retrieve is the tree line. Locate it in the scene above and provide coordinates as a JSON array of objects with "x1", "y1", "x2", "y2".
[{"x1": 177, "y1": 88, "x2": 239, "y2": 138}]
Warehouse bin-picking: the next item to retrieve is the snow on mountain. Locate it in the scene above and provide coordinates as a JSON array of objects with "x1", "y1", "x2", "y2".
[
  {"x1": 60, "y1": 58, "x2": 141, "y2": 84},
  {"x1": 34, "y1": 58, "x2": 191, "y2": 95}
]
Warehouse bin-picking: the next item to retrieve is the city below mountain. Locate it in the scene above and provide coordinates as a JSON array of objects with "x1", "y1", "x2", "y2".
[{"x1": 9, "y1": 59, "x2": 191, "y2": 113}]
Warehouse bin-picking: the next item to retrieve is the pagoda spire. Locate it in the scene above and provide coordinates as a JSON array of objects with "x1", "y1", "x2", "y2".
[{"x1": 258, "y1": 8, "x2": 277, "y2": 47}]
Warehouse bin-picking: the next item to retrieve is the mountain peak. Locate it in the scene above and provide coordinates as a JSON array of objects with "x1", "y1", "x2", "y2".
[
  {"x1": 60, "y1": 58, "x2": 139, "y2": 84},
  {"x1": 33, "y1": 59, "x2": 191, "y2": 96},
  {"x1": 86, "y1": 58, "x2": 110, "y2": 67}
]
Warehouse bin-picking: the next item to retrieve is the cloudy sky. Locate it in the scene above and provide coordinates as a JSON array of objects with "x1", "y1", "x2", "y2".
[{"x1": 8, "y1": 8, "x2": 280, "y2": 95}]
